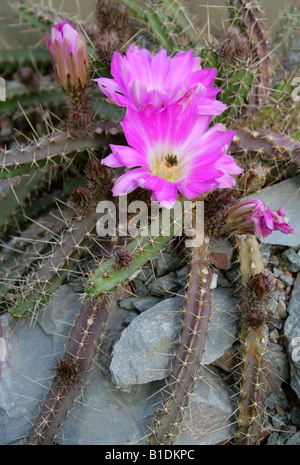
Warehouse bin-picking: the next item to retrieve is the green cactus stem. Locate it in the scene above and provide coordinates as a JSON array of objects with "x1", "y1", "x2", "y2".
[
  {"x1": 25, "y1": 297, "x2": 109, "y2": 445},
  {"x1": 123, "y1": 0, "x2": 200, "y2": 51},
  {"x1": 233, "y1": 233, "x2": 268, "y2": 445},
  {"x1": 0, "y1": 48, "x2": 52, "y2": 71},
  {"x1": 147, "y1": 237, "x2": 211, "y2": 445},
  {"x1": 229, "y1": 0, "x2": 270, "y2": 107},
  {"x1": 0, "y1": 168, "x2": 47, "y2": 234},
  {"x1": 0, "y1": 210, "x2": 73, "y2": 311},
  {"x1": 85, "y1": 197, "x2": 189, "y2": 298},
  {"x1": 0, "y1": 88, "x2": 64, "y2": 114},
  {"x1": 215, "y1": 66, "x2": 254, "y2": 124},
  {"x1": 0, "y1": 122, "x2": 124, "y2": 179},
  {"x1": 8, "y1": 210, "x2": 98, "y2": 320},
  {"x1": 230, "y1": 128, "x2": 300, "y2": 167}
]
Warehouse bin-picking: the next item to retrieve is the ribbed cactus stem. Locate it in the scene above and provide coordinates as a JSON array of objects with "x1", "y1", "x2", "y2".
[
  {"x1": 85, "y1": 198, "x2": 188, "y2": 297},
  {"x1": 9, "y1": 211, "x2": 98, "y2": 319},
  {"x1": 234, "y1": 233, "x2": 268, "y2": 445},
  {"x1": 230, "y1": 0, "x2": 270, "y2": 107},
  {"x1": 25, "y1": 297, "x2": 109, "y2": 445},
  {"x1": 0, "y1": 122, "x2": 124, "y2": 179},
  {"x1": 148, "y1": 237, "x2": 211, "y2": 445},
  {"x1": 230, "y1": 128, "x2": 300, "y2": 166},
  {"x1": 216, "y1": 67, "x2": 254, "y2": 124}
]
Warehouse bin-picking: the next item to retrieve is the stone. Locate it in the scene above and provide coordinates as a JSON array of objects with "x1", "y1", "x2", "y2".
[
  {"x1": 277, "y1": 301, "x2": 287, "y2": 320},
  {"x1": 282, "y1": 248, "x2": 300, "y2": 273},
  {"x1": 260, "y1": 244, "x2": 271, "y2": 264},
  {"x1": 224, "y1": 264, "x2": 240, "y2": 283},
  {"x1": 56, "y1": 373, "x2": 165, "y2": 445},
  {"x1": 56, "y1": 366, "x2": 236, "y2": 445},
  {"x1": 110, "y1": 296, "x2": 185, "y2": 387},
  {"x1": 255, "y1": 175, "x2": 300, "y2": 247},
  {"x1": 216, "y1": 271, "x2": 232, "y2": 288},
  {"x1": 210, "y1": 273, "x2": 218, "y2": 289},
  {"x1": 177, "y1": 367, "x2": 236, "y2": 445},
  {"x1": 131, "y1": 296, "x2": 162, "y2": 313},
  {"x1": 147, "y1": 274, "x2": 181, "y2": 297},
  {"x1": 203, "y1": 288, "x2": 239, "y2": 365},
  {"x1": 209, "y1": 237, "x2": 234, "y2": 270},
  {"x1": 110, "y1": 288, "x2": 239, "y2": 387},
  {"x1": 154, "y1": 251, "x2": 183, "y2": 277},
  {"x1": 284, "y1": 273, "x2": 300, "y2": 399},
  {"x1": 131, "y1": 278, "x2": 150, "y2": 297},
  {"x1": 280, "y1": 273, "x2": 294, "y2": 287},
  {"x1": 0, "y1": 285, "x2": 82, "y2": 445},
  {"x1": 285, "y1": 431, "x2": 300, "y2": 445}
]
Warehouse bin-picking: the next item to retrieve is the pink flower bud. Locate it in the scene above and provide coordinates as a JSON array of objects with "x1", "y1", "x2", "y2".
[
  {"x1": 226, "y1": 198, "x2": 294, "y2": 238},
  {"x1": 46, "y1": 20, "x2": 89, "y2": 97}
]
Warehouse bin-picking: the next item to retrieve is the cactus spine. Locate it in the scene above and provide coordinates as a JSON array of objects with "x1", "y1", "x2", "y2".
[
  {"x1": 25, "y1": 297, "x2": 109, "y2": 444},
  {"x1": 234, "y1": 234, "x2": 268, "y2": 445},
  {"x1": 148, "y1": 237, "x2": 211, "y2": 445}
]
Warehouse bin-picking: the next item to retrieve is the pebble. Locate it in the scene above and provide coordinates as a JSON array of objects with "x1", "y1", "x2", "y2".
[
  {"x1": 110, "y1": 288, "x2": 239, "y2": 387},
  {"x1": 282, "y1": 248, "x2": 300, "y2": 273},
  {"x1": 284, "y1": 273, "x2": 300, "y2": 399}
]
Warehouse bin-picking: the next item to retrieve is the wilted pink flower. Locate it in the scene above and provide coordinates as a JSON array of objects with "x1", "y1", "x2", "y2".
[
  {"x1": 46, "y1": 20, "x2": 89, "y2": 97},
  {"x1": 226, "y1": 198, "x2": 294, "y2": 238},
  {"x1": 94, "y1": 44, "x2": 226, "y2": 115},
  {"x1": 101, "y1": 103, "x2": 242, "y2": 209}
]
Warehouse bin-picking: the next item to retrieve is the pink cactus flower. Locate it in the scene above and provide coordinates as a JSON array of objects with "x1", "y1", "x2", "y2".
[
  {"x1": 226, "y1": 198, "x2": 294, "y2": 238},
  {"x1": 46, "y1": 20, "x2": 89, "y2": 97},
  {"x1": 93, "y1": 44, "x2": 226, "y2": 115},
  {"x1": 101, "y1": 103, "x2": 242, "y2": 209}
]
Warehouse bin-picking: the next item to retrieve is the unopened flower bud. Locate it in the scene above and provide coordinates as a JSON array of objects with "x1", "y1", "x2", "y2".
[
  {"x1": 248, "y1": 273, "x2": 270, "y2": 299},
  {"x1": 72, "y1": 187, "x2": 92, "y2": 207},
  {"x1": 46, "y1": 20, "x2": 90, "y2": 98},
  {"x1": 87, "y1": 158, "x2": 108, "y2": 183}
]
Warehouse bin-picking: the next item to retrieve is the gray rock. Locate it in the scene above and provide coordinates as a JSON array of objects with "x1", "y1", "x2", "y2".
[
  {"x1": 178, "y1": 367, "x2": 236, "y2": 445},
  {"x1": 135, "y1": 266, "x2": 153, "y2": 283},
  {"x1": 154, "y1": 251, "x2": 183, "y2": 277},
  {"x1": 285, "y1": 431, "x2": 300, "y2": 445},
  {"x1": 56, "y1": 373, "x2": 165, "y2": 445},
  {"x1": 132, "y1": 296, "x2": 162, "y2": 312},
  {"x1": 148, "y1": 274, "x2": 181, "y2": 296},
  {"x1": 131, "y1": 278, "x2": 150, "y2": 297},
  {"x1": 264, "y1": 345, "x2": 289, "y2": 384},
  {"x1": 209, "y1": 237, "x2": 234, "y2": 270},
  {"x1": 255, "y1": 175, "x2": 300, "y2": 247},
  {"x1": 260, "y1": 244, "x2": 271, "y2": 265},
  {"x1": 203, "y1": 288, "x2": 239, "y2": 365},
  {"x1": 224, "y1": 264, "x2": 240, "y2": 283},
  {"x1": 284, "y1": 273, "x2": 300, "y2": 399},
  {"x1": 267, "y1": 432, "x2": 286, "y2": 445},
  {"x1": 291, "y1": 406, "x2": 300, "y2": 427},
  {"x1": 216, "y1": 271, "x2": 232, "y2": 288},
  {"x1": 280, "y1": 274, "x2": 294, "y2": 287},
  {"x1": 56, "y1": 366, "x2": 236, "y2": 446},
  {"x1": 110, "y1": 296, "x2": 185, "y2": 386},
  {"x1": 110, "y1": 288, "x2": 239, "y2": 387},
  {"x1": 0, "y1": 285, "x2": 82, "y2": 445},
  {"x1": 282, "y1": 248, "x2": 300, "y2": 273}
]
